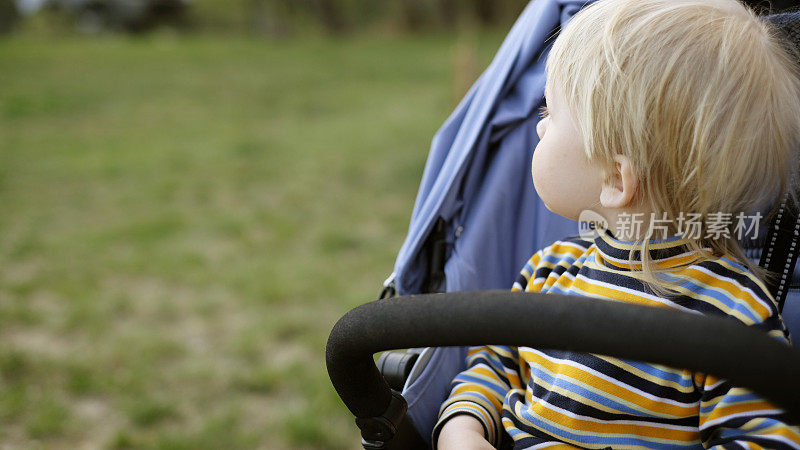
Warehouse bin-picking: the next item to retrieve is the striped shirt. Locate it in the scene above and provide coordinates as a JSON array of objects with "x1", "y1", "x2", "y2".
[{"x1": 434, "y1": 230, "x2": 800, "y2": 449}]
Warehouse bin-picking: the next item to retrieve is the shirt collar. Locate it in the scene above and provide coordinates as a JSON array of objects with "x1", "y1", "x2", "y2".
[{"x1": 592, "y1": 228, "x2": 702, "y2": 270}]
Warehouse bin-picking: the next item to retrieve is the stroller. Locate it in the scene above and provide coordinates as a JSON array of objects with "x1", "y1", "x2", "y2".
[{"x1": 327, "y1": 1, "x2": 800, "y2": 448}]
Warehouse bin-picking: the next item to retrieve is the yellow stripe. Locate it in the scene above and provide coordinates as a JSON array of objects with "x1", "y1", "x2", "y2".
[
  {"x1": 519, "y1": 349, "x2": 698, "y2": 418},
  {"x1": 599, "y1": 252, "x2": 699, "y2": 271},
  {"x1": 488, "y1": 345, "x2": 517, "y2": 360},
  {"x1": 499, "y1": 417, "x2": 578, "y2": 450},
  {"x1": 583, "y1": 253, "x2": 634, "y2": 276},
  {"x1": 676, "y1": 266, "x2": 770, "y2": 320},
  {"x1": 499, "y1": 417, "x2": 535, "y2": 444},
  {"x1": 451, "y1": 385, "x2": 504, "y2": 412},
  {"x1": 527, "y1": 252, "x2": 543, "y2": 269},
  {"x1": 761, "y1": 428, "x2": 800, "y2": 445},
  {"x1": 702, "y1": 400, "x2": 781, "y2": 425},
  {"x1": 522, "y1": 363, "x2": 694, "y2": 421},
  {"x1": 715, "y1": 259, "x2": 777, "y2": 304},
  {"x1": 548, "y1": 243, "x2": 588, "y2": 260},
  {"x1": 722, "y1": 418, "x2": 800, "y2": 449},
  {"x1": 739, "y1": 417, "x2": 800, "y2": 444},
  {"x1": 659, "y1": 281, "x2": 756, "y2": 324},
  {"x1": 510, "y1": 400, "x2": 700, "y2": 448},
  {"x1": 470, "y1": 363, "x2": 522, "y2": 391},
  {"x1": 466, "y1": 346, "x2": 484, "y2": 357},
  {"x1": 598, "y1": 232, "x2": 691, "y2": 251},
  {"x1": 467, "y1": 347, "x2": 522, "y2": 388},
  {"x1": 594, "y1": 356, "x2": 696, "y2": 394},
  {"x1": 520, "y1": 398, "x2": 700, "y2": 441},
  {"x1": 569, "y1": 277, "x2": 665, "y2": 308}
]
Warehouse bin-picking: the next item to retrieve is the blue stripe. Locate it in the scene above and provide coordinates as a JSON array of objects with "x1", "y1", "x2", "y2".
[
  {"x1": 541, "y1": 253, "x2": 580, "y2": 266},
  {"x1": 718, "y1": 418, "x2": 783, "y2": 437},
  {"x1": 620, "y1": 360, "x2": 695, "y2": 388},
  {"x1": 456, "y1": 373, "x2": 510, "y2": 398},
  {"x1": 513, "y1": 400, "x2": 701, "y2": 449},
  {"x1": 527, "y1": 363, "x2": 662, "y2": 419},
  {"x1": 659, "y1": 273, "x2": 762, "y2": 323},
  {"x1": 699, "y1": 392, "x2": 764, "y2": 415}
]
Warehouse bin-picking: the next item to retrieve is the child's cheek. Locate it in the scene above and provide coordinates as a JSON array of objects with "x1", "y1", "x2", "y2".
[
  {"x1": 531, "y1": 143, "x2": 556, "y2": 206},
  {"x1": 536, "y1": 117, "x2": 549, "y2": 139}
]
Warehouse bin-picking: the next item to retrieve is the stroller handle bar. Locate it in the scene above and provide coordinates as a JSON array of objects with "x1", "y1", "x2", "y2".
[{"x1": 326, "y1": 291, "x2": 800, "y2": 429}]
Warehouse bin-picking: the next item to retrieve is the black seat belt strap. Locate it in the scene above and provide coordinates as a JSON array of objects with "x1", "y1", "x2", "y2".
[{"x1": 759, "y1": 194, "x2": 800, "y2": 312}]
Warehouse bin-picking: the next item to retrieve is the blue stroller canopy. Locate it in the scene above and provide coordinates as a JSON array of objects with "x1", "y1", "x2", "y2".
[
  {"x1": 393, "y1": 0, "x2": 588, "y2": 296},
  {"x1": 390, "y1": 1, "x2": 592, "y2": 442}
]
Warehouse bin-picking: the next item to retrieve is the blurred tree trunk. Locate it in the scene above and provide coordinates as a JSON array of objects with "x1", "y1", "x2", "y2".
[
  {"x1": 474, "y1": 0, "x2": 497, "y2": 26},
  {"x1": 0, "y1": 0, "x2": 19, "y2": 34},
  {"x1": 316, "y1": 0, "x2": 347, "y2": 34},
  {"x1": 247, "y1": 0, "x2": 292, "y2": 37},
  {"x1": 438, "y1": 0, "x2": 457, "y2": 29},
  {"x1": 399, "y1": 0, "x2": 426, "y2": 31},
  {"x1": 239, "y1": 0, "x2": 531, "y2": 37},
  {"x1": 473, "y1": 0, "x2": 525, "y2": 27}
]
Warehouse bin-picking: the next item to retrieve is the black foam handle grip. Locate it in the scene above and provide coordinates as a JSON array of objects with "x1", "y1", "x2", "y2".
[{"x1": 326, "y1": 291, "x2": 800, "y2": 422}]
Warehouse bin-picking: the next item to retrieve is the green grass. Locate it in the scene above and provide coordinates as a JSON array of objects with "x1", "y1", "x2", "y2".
[{"x1": 0, "y1": 29, "x2": 504, "y2": 448}]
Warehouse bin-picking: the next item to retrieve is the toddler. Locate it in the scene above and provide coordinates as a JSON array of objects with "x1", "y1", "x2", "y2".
[{"x1": 435, "y1": 0, "x2": 800, "y2": 448}]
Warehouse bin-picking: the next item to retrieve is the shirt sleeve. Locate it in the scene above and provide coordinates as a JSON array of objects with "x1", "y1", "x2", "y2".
[
  {"x1": 697, "y1": 373, "x2": 800, "y2": 449},
  {"x1": 696, "y1": 293, "x2": 800, "y2": 449},
  {"x1": 431, "y1": 250, "x2": 548, "y2": 448},
  {"x1": 432, "y1": 345, "x2": 525, "y2": 448}
]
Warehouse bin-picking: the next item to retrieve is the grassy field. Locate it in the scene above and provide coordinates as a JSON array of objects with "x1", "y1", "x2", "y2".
[{"x1": 0, "y1": 30, "x2": 502, "y2": 449}]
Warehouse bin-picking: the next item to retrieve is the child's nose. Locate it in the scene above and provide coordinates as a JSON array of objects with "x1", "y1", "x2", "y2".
[{"x1": 536, "y1": 117, "x2": 549, "y2": 139}]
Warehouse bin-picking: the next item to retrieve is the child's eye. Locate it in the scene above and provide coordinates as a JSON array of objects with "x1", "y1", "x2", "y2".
[{"x1": 538, "y1": 106, "x2": 549, "y2": 119}]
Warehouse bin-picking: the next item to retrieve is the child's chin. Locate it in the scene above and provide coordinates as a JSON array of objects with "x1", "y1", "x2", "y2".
[{"x1": 541, "y1": 202, "x2": 579, "y2": 221}]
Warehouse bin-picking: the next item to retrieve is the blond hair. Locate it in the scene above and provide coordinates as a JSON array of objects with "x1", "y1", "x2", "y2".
[{"x1": 546, "y1": 0, "x2": 800, "y2": 294}]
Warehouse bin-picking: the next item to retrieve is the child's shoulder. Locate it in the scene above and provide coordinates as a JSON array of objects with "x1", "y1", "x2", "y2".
[
  {"x1": 539, "y1": 235, "x2": 595, "y2": 257},
  {"x1": 512, "y1": 236, "x2": 594, "y2": 292},
  {"x1": 526, "y1": 235, "x2": 594, "y2": 268},
  {"x1": 678, "y1": 254, "x2": 786, "y2": 332}
]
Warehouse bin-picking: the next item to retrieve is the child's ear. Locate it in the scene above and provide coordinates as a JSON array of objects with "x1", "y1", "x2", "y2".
[{"x1": 600, "y1": 155, "x2": 638, "y2": 209}]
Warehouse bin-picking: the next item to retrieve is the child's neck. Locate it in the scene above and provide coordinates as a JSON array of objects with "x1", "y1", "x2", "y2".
[{"x1": 599, "y1": 207, "x2": 659, "y2": 241}]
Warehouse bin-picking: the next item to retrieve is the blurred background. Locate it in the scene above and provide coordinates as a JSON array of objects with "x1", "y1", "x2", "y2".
[
  {"x1": 0, "y1": 1, "x2": 518, "y2": 448},
  {"x1": 3, "y1": 0, "x2": 794, "y2": 448}
]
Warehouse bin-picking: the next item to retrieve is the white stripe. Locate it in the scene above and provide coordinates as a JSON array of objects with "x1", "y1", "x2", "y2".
[
  {"x1": 716, "y1": 258, "x2": 777, "y2": 301},
  {"x1": 555, "y1": 240, "x2": 592, "y2": 252},
  {"x1": 700, "y1": 409, "x2": 785, "y2": 429},
  {"x1": 688, "y1": 264, "x2": 774, "y2": 316},
  {"x1": 550, "y1": 270, "x2": 576, "y2": 283},
  {"x1": 571, "y1": 274, "x2": 700, "y2": 314},
  {"x1": 525, "y1": 392, "x2": 699, "y2": 431},
  {"x1": 523, "y1": 348, "x2": 701, "y2": 408},
  {"x1": 599, "y1": 248, "x2": 699, "y2": 266},
  {"x1": 510, "y1": 397, "x2": 700, "y2": 446},
  {"x1": 532, "y1": 277, "x2": 548, "y2": 286},
  {"x1": 521, "y1": 442, "x2": 563, "y2": 449},
  {"x1": 746, "y1": 434, "x2": 800, "y2": 449},
  {"x1": 461, "y1": 362, "x2": 508, "y2": 386},
  {"x1": 704, "y1": 378, "x2": 727, "y2": 391},
  {"x1": 544, "y1": 249, "x2": 582, "y2": 262}
]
